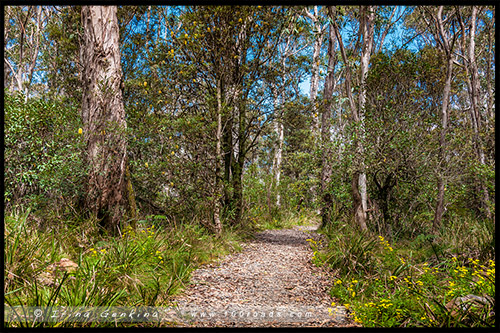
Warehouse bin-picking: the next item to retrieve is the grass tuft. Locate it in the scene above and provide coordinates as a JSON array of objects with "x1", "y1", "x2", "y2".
[
  {"x1": 4, "y1": 208, "x2": 246, "y2": 327},
  {"x1": 310, "y1": 215, "x2": 495, "y2": 327}
]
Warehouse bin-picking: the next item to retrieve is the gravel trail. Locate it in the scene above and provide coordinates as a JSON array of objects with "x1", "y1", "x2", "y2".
[{"x1": 168, "y1": 224, "x2": 355, "y2": 327}]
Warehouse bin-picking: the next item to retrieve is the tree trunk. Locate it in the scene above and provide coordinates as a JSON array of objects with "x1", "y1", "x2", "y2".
[
  {"x1": 309, "y1": 6, "x2": 324, "y2": 139},
  {"x1": 334, "y1": 6, "x2": 374, "y2": 232},
  {"x1": 485, "y1": 11, "x2": 494, "y2": 124},
  {"x1": 4, "y1": 6, "x2": 44, "y2": 97},
  {"x1": 320, "y1": 7, "x2": 337, "y2": 227},
  {"x1": 333, "y1": 9, "x2": 363, "y2": 230},
  {"x1": 433, "y1": 55, "x2": 454, "y2": 233},
  {"x1": 80, "y1": 6, "x2": 134, "y2": 235},
  {"x1": 232, "y1": 147, "x2": 244, "y2": 225},
  {"x1": 271, "y1": 23, "x2": 296, "y2": 210},
  {"x1": 24, "y1": 6, "x2": 43, "y2": 102},
  {"x1": 465, "y1": 6, "x2": 492, "y2": 219},
  {"x1": 356, "y1": 6, "x2": 375, "y2": 231},
  {"x1": 222, "y1": 111, "x2": 233, "y2": 210},
  {"x1": 233, "y1": 91, "x2": 247, "y2": 224},
  {"x1": 213, "y1": 79, "x2": 224, "y2": 234},
  {"x1": 4, "y1": 10, "x2": 12, "y2": 89},
  {"x1": 273, "y1": 117, "x2": 284, "y2": 208},
  {"x1": 431, "y1": 6, "x2": 456, "y2": 233},
  {"x1": 352, "y1": 171, "x2": 367, "y2": 231}
]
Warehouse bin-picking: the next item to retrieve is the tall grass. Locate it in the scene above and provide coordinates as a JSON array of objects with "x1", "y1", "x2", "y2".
[
  {"x1": 311, "y1": 215, "x2": 495, "y2": 327},
  {"x1": 4, "y1": 208, "x2": 246, "y2": 327}
]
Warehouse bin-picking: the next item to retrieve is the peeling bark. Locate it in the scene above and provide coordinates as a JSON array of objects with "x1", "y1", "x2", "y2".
[{"x1": 80, "y1": 6, "x2": 133, "y2": 234}]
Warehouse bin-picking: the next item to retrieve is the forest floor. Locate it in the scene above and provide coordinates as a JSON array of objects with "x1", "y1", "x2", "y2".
[{"x1": 166, "y1": 224, "x2": 357, "y2": 327}]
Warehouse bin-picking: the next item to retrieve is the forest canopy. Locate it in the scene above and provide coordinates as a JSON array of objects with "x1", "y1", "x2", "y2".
[
  {"x1": 3, "y1": 5, "x2": 495, "y2": 328},
  {"x1": 4, "y1": 5, "x2": 494, "y2": 234}
]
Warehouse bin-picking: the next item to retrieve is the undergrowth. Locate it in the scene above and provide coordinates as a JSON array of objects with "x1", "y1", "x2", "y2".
[
  {"x1": 310, "y1": 217, "x2": 495, "y2": 328},
  {"x1": 4, "y1": 207, "x2": 247, "y2": 328},
  {"x1": 252, "y1": 208, "x2": 319, "y2": 231}
]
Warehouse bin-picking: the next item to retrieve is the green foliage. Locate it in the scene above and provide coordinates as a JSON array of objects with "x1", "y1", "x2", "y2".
[
  {"x1": 318, "y1": 223, "x2": 379, "y2": 275},
  {"x1": 42, "y1": 6, "x2": 82, "y2": 102},
  {"x1": 4, "y1": 91, "x2": 85, "y2": 215},
  {"x1": 4, "y1": 209, "x2": 246, "y2": 327},
  {"x1": 310, "y1": 217, "x2": 495, "y2": 327},
  {"x1": 3, "y1": 5, "x2": 496, "y2": 328}
]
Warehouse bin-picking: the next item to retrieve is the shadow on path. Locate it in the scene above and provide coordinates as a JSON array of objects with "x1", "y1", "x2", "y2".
[{"x1": 250, "y1": 228, "x2": 318, "y2": 248}]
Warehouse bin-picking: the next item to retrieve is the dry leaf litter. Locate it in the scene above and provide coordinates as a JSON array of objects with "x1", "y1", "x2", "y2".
[{"x1": 168, "y1": 225, "x2": 357, "y2": 327}]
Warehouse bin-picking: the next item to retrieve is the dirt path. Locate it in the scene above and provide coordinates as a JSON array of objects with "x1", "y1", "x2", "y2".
[{"x1": 168, "y1": 224, "x2": 354, "y2": 327}]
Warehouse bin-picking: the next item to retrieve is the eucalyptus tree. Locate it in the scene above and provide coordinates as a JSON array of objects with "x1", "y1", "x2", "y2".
[
  {"x1": 318, "y1": 6, "x2": 338, "y2": 227},
  {"x1": 4, "y1": 6, "x2": 48, "y2": 100},
  {"x1": 416, "y1": 6, "x2": 461, "y2": 232},
  {"x1": 270, "y1": 7, "x2": 310, "y2": 208},
  {"x1": 331, "y1": 5, "x2": 376, "y2": 231},
  {"x1": 303, "y1": 6, "x2": 329, "y2": 139},
  {"x1": 121, "y1": 6, "x2": 291, "y2": 229},
  {"x1": 80, "y1": 5, "x2": 136, "y2": 234},
  {"x1": 456, "y1": 6, "x2": 493, "y2": 220}
]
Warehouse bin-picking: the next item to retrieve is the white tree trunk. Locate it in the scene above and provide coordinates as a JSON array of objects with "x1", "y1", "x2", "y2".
[
  {"x1": 356, "y1": 6, "x2": 375, "y2": 231},
  {"x1": 309, "y1": 6, "x2": 324, "y2": 139},
  {"x1": 213, "y1": 80, "x2": 223, "y2": 234},
  {"x1": 464, "y1": 6, "x2": 492, "y2": 219},
  {"x1": 274, "y1": 119, "x2": 284, "y2": 207}
]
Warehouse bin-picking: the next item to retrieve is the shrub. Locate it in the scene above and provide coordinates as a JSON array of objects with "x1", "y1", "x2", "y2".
[{"x1": 4, "y1": 92, "x2": 85, "y2": 216}]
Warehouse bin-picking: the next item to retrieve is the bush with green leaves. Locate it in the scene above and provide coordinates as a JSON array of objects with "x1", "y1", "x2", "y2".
[
  {"x1": 4, "y1": 91, "x2": 85, "y2": 215},
  {"x1": 311, "y1": 219, "x2": 495, "y2": 327}
]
